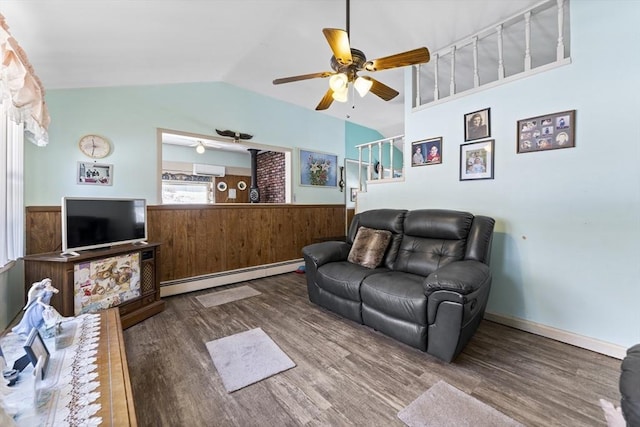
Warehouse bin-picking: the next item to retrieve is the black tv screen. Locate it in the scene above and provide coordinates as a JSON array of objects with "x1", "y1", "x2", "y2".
[{"x1": 62, "y1": 197, "x2": 147, "y2": 253}]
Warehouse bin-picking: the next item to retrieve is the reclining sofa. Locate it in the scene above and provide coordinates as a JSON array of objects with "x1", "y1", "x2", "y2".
[{"x1": 302, "y1": 209, "x2": 495, "y2": 362}]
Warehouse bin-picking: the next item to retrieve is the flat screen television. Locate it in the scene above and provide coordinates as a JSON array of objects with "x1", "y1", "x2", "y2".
[{"x1": 61, "y1": 197, "x2": 147, "y2": 254}]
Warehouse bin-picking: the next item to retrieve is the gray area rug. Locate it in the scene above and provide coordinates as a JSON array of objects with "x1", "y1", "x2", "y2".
[
  {"x1": 206, "y1": 327, "x2": 296, "y2": 393},
  {"x1": 196, "y1": 285, "x2": 261, "y2": 308},
  {"x1": 398, "y1": 380, "x2": 524, "y2": 427}
]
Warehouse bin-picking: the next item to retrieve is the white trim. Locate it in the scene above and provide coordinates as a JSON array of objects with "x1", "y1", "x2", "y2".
[
  {"x1": 485, "y1": 311, "x2": 627, "y2": 360},
  {"x1": 0, "y1": 259, "x2": 15, "y2": 275},
  {"x1": 159, "y1": 259, "x2": 303, "y2": 297}
]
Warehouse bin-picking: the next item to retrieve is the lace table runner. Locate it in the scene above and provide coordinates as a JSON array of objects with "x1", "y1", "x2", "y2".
[{"x1": 1, "y1": 313, "x2": 102, "y2": 426}]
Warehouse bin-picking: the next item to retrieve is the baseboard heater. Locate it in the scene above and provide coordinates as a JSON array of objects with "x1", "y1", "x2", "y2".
[{"x1": 159, "y1": 259, "x2": 303, "y2": 297}]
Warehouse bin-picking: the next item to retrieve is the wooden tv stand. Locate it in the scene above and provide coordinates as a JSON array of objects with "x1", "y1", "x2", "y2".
[{"x1": 23, "y1": 243, "x2": 164, "y2": 329}]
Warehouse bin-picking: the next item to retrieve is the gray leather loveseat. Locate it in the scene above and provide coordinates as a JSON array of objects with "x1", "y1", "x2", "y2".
[{"x1": 302, "y1": 209, "x2": 495, "y2": 362}]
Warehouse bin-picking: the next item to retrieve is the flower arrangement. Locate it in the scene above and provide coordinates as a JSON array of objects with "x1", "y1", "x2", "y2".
[{"x1": 307, "y1": 155, "x2": 332, "y2": 186}]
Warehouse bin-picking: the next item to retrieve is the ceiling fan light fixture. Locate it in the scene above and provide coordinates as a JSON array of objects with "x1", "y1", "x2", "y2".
[
  {"x1": 196, "y1": 141, "x2": 205, "y2": 154},
  {"x1": 331, "y1": 86, "x2": 349, "y2": 103},
  {"x1": 329, "y1": 73, "x2": 349, "y2": 92},
  {"x1": 354, "y1": 76, "x2": 373, "y2": 97}
]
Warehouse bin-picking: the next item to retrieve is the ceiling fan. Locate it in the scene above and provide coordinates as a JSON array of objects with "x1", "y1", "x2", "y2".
[{"x1": 272, "y1": 0, "x2": 430, "y2": 111}]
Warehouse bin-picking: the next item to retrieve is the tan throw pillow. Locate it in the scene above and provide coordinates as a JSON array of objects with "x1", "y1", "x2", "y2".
[{"x1": 348, "y1": 226, "x2": 392, "y2": 269}]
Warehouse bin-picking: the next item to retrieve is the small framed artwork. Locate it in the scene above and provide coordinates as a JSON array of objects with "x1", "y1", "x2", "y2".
[
  {"x1": 411, "y1": 137, "x2": 442, "y2": 166},
  {"x1": 517, "y1": 110, "x2": 576, "y2": 153},
  {"x1": 464, "y1": 108, "x2": 491, "y2": 141},
  {"x1": 24, "y1": 328, "x2": 50, "y2": 379},
  {"x1": 350, "y1": 187, "x2": 358, "y2": 202},
  {"x1": 460, "y1": 139, "x2": 494, "y2": 181},
  {"x1": 299, "y1": 149, "x2": 338, "y2": 187},
  {"x1": 77, "y1": 161, "x2": 113, "y2": 185}
]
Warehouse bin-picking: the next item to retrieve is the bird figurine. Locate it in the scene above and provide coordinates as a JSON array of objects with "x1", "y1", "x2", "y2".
[{"x1": 215, "y1": 129, "x2": 253, "y2": 143}]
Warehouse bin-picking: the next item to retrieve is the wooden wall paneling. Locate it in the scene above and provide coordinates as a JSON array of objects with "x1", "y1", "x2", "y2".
[
  {"x1": 26, "y1": 205, "x2": 346, "y2": 284},
  {"x1": 25, "y1": 207, "x2": 60, "y2": 255}
]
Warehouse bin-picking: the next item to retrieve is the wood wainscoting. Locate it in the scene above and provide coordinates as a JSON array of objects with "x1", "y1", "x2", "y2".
[{"x1": 26, "y1": 203, "x2": 345, "y2": 284}]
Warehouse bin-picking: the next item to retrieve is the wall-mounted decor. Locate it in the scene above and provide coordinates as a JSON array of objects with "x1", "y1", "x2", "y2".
[
  {"x1": 217, "y1": 181, "x2": 228, "y2": 192},
  {"x1": 299, "y1": 149, "x2": 338, "y2": 187},
  {"x1": 350, "y1": 187, "x2": 358, "y2": 202},
  {"x1": 237, "y1": 180, "x2": 247, "y2": 190},
  {"x1": 411, "y1": 137, "x2": 442, "y2": 166},
  {"x1": 464, "y1": 108, "x2": 491, "y2": 141},
  {"x1": 517, "y1": 110, "x2": 576, "y2": 153},
  {"x1": 78, "y1": 134, "x2": 111, "y2": 159},
  {"x1": 77, "y1": 161, "x2": 112, "y2": 185},
  {"x1": 460, "y1": 140, "x2": 494, "y2": 181}
]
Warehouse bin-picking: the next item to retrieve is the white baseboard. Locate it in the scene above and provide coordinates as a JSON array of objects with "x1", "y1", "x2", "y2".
[
  {"x1": 485, "y1": 311, "x2": 627, "y2": 360},
  {"x1": 159, "y1": 259, "x2": 303, "y2": 297}
]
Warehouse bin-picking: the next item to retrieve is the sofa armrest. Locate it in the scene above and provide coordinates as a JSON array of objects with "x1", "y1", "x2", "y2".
[
  {"x1": 423, "y1": 260, "x2": 491, "y2": 297},
  {"x1": 424, "y1": 261, "x2": 492, "y2": 327},
  {"x1": 302, "y1": 241, "x2": 351, "y2": 269}
]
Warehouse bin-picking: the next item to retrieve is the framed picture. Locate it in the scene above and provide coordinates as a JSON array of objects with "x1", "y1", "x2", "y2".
[
  {"x1": 77, "y1": 161, "x2": 113, "y2": 185},
  {"x1": 299, "y1": 149, "x2": 338, "y2": 187},
  {"x1": 460, "y1": 139, "x2": 494, "y2": 181},
  {"x1": 411, "y1": 137, "x2": 442, "y2": 166},
  {"x1": 350, "y1": 187, "x2": 358, "y2": 202},
  {"x1": 517, "y1": 110, "x2": 576, "y2": 153},
  {"x1": 464, "y1": 108, "x2": 491, "y2": 141},
  {"x1": 24, "y1": 328, "x2": 50, "y2": 379}
]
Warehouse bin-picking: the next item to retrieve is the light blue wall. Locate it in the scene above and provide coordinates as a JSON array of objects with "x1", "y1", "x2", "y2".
[
  {"x1": 359, "y1": 1, "x2": 640, "y2": 349},
  {"x1": 0, "y1": 262, "x2": 24, "y2": 330},
  {"x1": 25, "y1": 82, "x2": 352, "y2": 206}
]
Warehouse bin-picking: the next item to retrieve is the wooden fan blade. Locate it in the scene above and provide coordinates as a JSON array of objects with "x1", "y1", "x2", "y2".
[
  {"x1": 363, "y1": 47, "x2": 430, "y2": 72},
  {"x1": 322, "y1": 28, "x2": 352, "y2": 66},
  {"x1": 364, "y1": 77, "x2": 399, "y2": 101},
  {"x1": 273, "y1": 72, "x2": 333, "y2": 85},
  {"x1": 315, "y1": 89, "x2": 335, "y2": 110}
]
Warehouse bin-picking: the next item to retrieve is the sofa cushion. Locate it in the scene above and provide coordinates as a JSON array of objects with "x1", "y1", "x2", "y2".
[
  {"x1": 394, "y1": 237, "x2": 466, "y2": 276},
  {"x1": 361, "y1": 271, "x2": 428, "y2": 325},
  {"x1": 317, "y1": 261, "x2": 385, "y2": 302},
  {"x1": 348, "y1": 227, "x2": 392, "y2": 269}
]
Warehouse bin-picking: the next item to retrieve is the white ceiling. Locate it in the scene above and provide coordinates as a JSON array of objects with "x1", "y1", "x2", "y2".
[{"x1": 2, "y1": 0, "x2": 542, "y2": 137}]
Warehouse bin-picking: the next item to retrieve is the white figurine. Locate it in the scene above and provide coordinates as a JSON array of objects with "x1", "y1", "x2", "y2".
[{"x1": 11, "y1": 278, "x2": 69, "y2": 336}]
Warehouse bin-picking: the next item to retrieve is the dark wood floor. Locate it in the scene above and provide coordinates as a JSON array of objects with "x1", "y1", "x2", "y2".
[{"x1": 123, "y1": 273, "x2": 621, "y2": 426}]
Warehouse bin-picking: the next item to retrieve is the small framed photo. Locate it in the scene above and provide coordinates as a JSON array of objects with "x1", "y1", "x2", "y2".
[
  {"x1": 460, "y1": 139, "x2": 494, "y2": 181},
  {"x1": 517, "y1": 110, "x2": 576, "y2": 153},
  {"x1": 299, "y1": 149, "x2": 338, "y2": 187},
  {"x1": 77, "y1": 161, "x2": 113, "y2": 185},
  {"x1": 24, "y1": 328, "x2": 50, "y2": 379},
  {"x1": 350, "y1": 187, "x2": 358, "y2": 202},
  {"x1": 411, "y1": 137, "x2": 442, "y2": 166},
  {"x1": 464, "y1": 108, "x2": 491, "y2": 141}
]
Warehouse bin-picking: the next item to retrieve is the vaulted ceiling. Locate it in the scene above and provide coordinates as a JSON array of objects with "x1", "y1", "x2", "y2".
[{"x1": 2, "y1": 0, "x2": 542, "y2": 137}]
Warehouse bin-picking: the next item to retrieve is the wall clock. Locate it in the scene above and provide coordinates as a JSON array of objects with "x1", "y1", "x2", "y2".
[
  {"x1": 79, "y1": 134, "x2": 111, "y2": 159},
  {"x1": 237, "y1": 181, "x2": 247, "y2": 191},
  {"x1": 217, "y1": 182, "x2": 228, "y2": 192}
]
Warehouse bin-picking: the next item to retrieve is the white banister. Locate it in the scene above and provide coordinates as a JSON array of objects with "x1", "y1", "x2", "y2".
[
  {"x1": 357, "y1": 146, "x2": 363, "y2": 190},
  {"x1": 473, "y1": 36, "x2": 480, "y2": 87},
  {"x1": 414, "y1": 0, "x2": 570, "y2": 109},
  {"x1": 433, "y1": 53, "x2": 439, "y2": 101},
  {"x1": 496, "y1": 24, "x2": 505, "y2": 79},
  {"x1": 354, "y1": 135, "x2": 405, "y2": 188},
  {"x1": 414, "y1": 65, "x2": 421, "y2": 107},
  {"x1": 377, "y1": 142, "x2": 383, "y2": 180},
  {"x1": 524, "y1": 11, "x2": 532, "y2": 71},
  {"x1": 557, "y1": 0, "x2": 565, "y2": 60},
  {"x1": 449, "y1": 46, "x2": 456, "y2": 95}
]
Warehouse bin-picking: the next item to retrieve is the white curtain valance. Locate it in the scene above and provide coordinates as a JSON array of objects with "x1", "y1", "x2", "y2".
[{"x1": 0, "y1": 14, "x2": 49, "y2": 146}]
